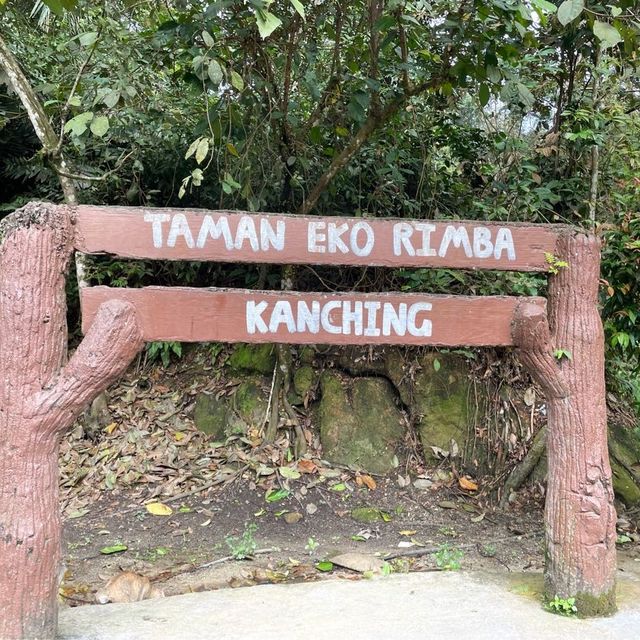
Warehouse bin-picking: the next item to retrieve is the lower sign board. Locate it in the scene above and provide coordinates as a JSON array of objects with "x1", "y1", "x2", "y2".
[{"x1": 81, "y1": 287, "x2": 545, "y2": 347}]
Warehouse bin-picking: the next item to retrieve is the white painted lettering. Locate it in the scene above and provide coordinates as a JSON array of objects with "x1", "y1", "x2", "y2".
[
  {"x1": 308, "y1": 221, "x2": 326, "y2": 253},
  {"x1": 269, "y1": 301, "x2": 296, "y2": 333},
  {"x1": 342, "y1": 301, "x2": 364, "y2": 335},
  {"x1": 320, "y1": 301, "x2": 342, "y2": 334},
  {"x1": 144, "y1": 213, "x2": 170, "y2": 248},
  {"x1": 246, "y1": 301, "x2": 268, "y2": 333},
  {"x1": 167, "y1": 213, "x2": 194, "y2": 248},
  {"x1": 382, "y1": 303, "x2": 407, "y2": 336},
  {"x1": 438, "y1": 225, "x2": 472, "y2": 258},
  {"x1": 196, "y1": 215, "x2": 234, "y2": 249},
  {"x1": 297, "y1": 301, "x2": 320, "y2": 333},
  {"x1": 350, "y1": 222, "x2": 375, "y2": 257},
  {"x1": 393, "y1": 222, "x2": 415, "y2": 256},
  {"x1": 327, "y1": 223, "x2": 350, "y2": 253},
  {"x1": 473, "y1": 227, "x2": 494, "y2": 258},
  {"x1": 234, "y1": 216, "x2": 259, "y2": 251},
  {"x1": 364, "y1": 301, "x2": 381, "y2": 337},
  {"x1": 260, "y1": 218, "x2": 285, "y2": 251},
  {"x1": 493, "y1": 228, "x2": 516, "y2": 260},
  {"x1": 415, "y1": 223, "x2": 437, "y2": 257},
  {"x1": 407, "y1": 303, "x2": 432, "y2": 337}
]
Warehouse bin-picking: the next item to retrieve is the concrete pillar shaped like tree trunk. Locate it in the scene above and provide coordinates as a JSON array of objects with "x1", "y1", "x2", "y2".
[
  {"x1": 0, "y1": 202, "x2": 144, "y2": 639},
  {"x1": 513, "y1": 231, "x2": 617, "y2": 616}
]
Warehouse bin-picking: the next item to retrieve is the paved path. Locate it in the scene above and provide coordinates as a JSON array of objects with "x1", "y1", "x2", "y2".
[{"x1": 58, "y1": 571, "x2": 640, "y2": 640}]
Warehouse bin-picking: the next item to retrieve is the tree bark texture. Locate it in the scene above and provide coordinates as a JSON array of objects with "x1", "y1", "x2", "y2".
[
  {"x1": 0, "y1": 202, "x2": 144, "y2": 639},
  {"x1": 512, "y1": 231, "x2": 616, "y2": 616}
]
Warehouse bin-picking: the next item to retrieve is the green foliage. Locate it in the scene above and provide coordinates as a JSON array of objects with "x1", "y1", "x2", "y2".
[
  {"x1": 225, "y1": 522, "x2": 258, "y2": 560},
  {"x1": 546, "y1": 595, "x2": 578, "y2": 616},
  {"x1": 433, "y1": 544, "x2": 463, "y2": 571},
  {"x1": 1, "y1": 0, "x2": 639, "y2": 425},
  {"x1": 553, "y1": 349, "x2": 573, "y2": 362},
  {"x1": 146, "y1": 341, "x2": 182, "y2": 368}
]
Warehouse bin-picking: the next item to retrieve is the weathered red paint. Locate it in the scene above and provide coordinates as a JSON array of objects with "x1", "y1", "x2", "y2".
[
  {"x1": 0, "y1": 203, "x2": 144, "y2": 639},
  {"x1": 81, "y1": 286, "x2": 545, "y2": 347},
  {"x1": 512, "y1": 232, "x2": 617, "y2": 614},
  {"x1": 74, "y1": 205, "x2": 562, "y2": 271}
]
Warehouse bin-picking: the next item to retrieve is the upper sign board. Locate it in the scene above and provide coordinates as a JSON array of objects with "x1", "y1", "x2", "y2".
[{"x1": 75, "y1": 206, "x2": 563, "y2": 272}]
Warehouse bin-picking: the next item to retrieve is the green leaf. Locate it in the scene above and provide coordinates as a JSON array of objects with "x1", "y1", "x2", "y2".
[
  {"x1": 479, "y1": 84, "x2": 490, "y2": 107},
  {"x1": 593, "y1": 21, "x2": 623, "y2": 48},
  {"x1": 230, "y1": 70, "x2": 244, "y2": 92},
  {"x1": 516, "y1": 83, "x2": 535, "y2": 109},
  {"x1": 433, "y1": 358, "x2": 441, "y2": 372},
  {"x1": 191, "y1": 168, "x2": 204, "y2": 186},
  {"x1": 256, "y1": 10, "x2": 282, "y2": 39},
  {"x1": 266, "y1": 488, "x2": 290, "y2": 503},
  {"x1": 610, "y1": 6, "x2": 622, "y2": 18},
  {"x1": 79, "y1": 31, "x2": 98, "y2": 47},
  {"x1": 557, "y1": 0, "x2": 584, "y2": 26},
  {"x1": 90, "y1": 115, "x2": 109, "y2": 137},
  {"x1": 185, "y1": 137, "x2": 201, "y2": 160},
  {"x1": 289, "y1": 0, "x2": 305, "y2": 19},
  {"x1": 315, "y1": 561, "x2": 334, "y2": 572},
  {"x1": 100, "y1": 544, "x2": 128, "y2": 555},
  {"x1": 195, "y1": 137, "x2": 210, "y2": 165},
  {"x1": 103, "y1": 90, "x2": 120, "y2": 108},
  {"x1": 202, "y1": 30, "x2": 214, "y2": 48},
  {"x1": 208, "y1": 60, "x2": 223, "y2": 86},
  {"x1": 330, "y1": 483, "x2": 347, "y2": 492},
  {"x1": 279, "y1": 466, "x2": 301, "y2": 480},
  {"x1": 531, "y1": 0, "x2": 557, "y2": 12},
  {"x1": 64, "y1": 111, "x2": 93, "y2": 136}
]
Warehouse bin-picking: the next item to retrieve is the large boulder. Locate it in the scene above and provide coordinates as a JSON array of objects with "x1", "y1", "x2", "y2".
[
  {"x1": 193, "y1": 377, "x2": 269, "y2": 439},
  {"x1": 412, "y1": 353, "x2": 472, "y2": 461},
  {"x1": 317, "y1": 371, "x2": 404, "y2": 474},
  {"x1": 609, "y1": 422, "x2": 640, "y2": 506}
]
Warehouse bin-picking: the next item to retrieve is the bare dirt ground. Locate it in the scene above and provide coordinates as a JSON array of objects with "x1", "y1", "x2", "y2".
[{"x1": 58, "y1": 349, "x2": 640, "y2": 608}]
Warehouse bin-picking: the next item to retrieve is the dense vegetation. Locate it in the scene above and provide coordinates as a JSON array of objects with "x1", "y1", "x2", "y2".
[{"x1": 0, "y1": 0, "x2": 638, "y2": 412}]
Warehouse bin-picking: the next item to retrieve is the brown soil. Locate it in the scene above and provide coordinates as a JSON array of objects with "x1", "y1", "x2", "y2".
[{"x1": 59, "y1": 348, "x2": 640, "y2": 607}]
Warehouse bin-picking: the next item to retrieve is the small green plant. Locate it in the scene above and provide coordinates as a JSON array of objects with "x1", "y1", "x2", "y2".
[
  {"x1": 225, "y1": 523, "x2": 258, "y2": 560},
  {"x1": 544, "y1": 252, "x2": 569, "y2": 275},
  {"x1": 433, "y1": 544, "x2": 463, "y2": 570},
  {"x1": 480, "y1": 543, "x2": 497, "y2": 558},
  {"x1": 553, "y1": 348, "x2": 573, "y2": 361},
  {"x1": 546, "y1": 595, "x2": 578, "y2": 616},
  {"x1": 305, "y1": 537, "x2": 319, "y2": 554},
  {"x1": 146, "y1": 340, "x2": 182, "y2": 368}
]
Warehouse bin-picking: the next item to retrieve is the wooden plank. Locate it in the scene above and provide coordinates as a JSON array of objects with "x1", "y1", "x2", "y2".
[
  {"x1": 81, "y1": 286, "x2": 546, "y2": 347},
  {"x1": 74, "y1": 205, "x2": 564, "y2": 272}
]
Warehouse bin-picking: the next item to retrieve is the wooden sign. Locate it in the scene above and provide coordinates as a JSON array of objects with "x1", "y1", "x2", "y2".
[
  {"x1": 81, "y1": 286, "x2": 545, "y2": 347},
  {"x1": 75, "y1": 205, "x2": 562, "y2": 271}
]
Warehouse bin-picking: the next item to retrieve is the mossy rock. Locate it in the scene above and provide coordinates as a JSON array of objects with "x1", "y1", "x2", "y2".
[
  {"x1": 413, "y1": 353, "x2": 471, "y2": 461},
  {"x1": 611, "y1": 460, "x2": 640, "y2": 505},
  {"x1": 299, "y1": 346, "x2": 316, "y2": 365},
  {"x1": 193, "y1": 393, "x2": 230, "y2": 439},
  {"x1": 608, "y1": 422, "x2": 640, "y2": 506},
  {"x1": 293, "y1": 365, "x2": 315, "y2": 398},
  {"x1": 317, "y1": 371, "x2": 404, "y2": 474},
  {"x1": 233, "y1": 378, "x2": 269, "y2": 427},
  {"x1": 228, "y1": 344, "x2": 275, "y2": 375}
]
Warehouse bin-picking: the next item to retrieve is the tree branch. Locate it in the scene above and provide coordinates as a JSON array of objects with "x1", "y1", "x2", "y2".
[
  {"x1": 512, "y1": 302, "x2": 568, "y2": 399},
  {"x1": 298, "y1": 81, "x2": 432, "y2": 215},
  {"x1": 27, "y1": 299, "x2": 144, "y2": 437}
]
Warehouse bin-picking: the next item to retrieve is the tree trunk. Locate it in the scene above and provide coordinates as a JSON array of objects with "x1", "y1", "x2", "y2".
[
  {"x1": 512, "y1": 231, "x2": 616, "y2": 616},
  {"x1": 0, "y1": 202, "x2": 144, "y2": 639}
]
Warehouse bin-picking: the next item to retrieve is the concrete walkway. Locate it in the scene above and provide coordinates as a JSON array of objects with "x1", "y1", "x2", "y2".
[{"x1": 58, "y1": 571, "x2": 640, "y2": 640}]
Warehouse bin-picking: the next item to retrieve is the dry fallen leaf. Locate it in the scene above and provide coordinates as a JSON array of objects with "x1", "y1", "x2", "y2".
[
  {"x1": 360, "y1": 474, "x2": 377, "y2": 491},
  {"x1": 104, "y1": 422, "x2": 118, "y2": 435},
  {"x1": 459, "y1": 476, "x2": 478, "y2": 491},
  {"x1": 146, "y1": 502, "x2": 173, "y2": 516}
]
